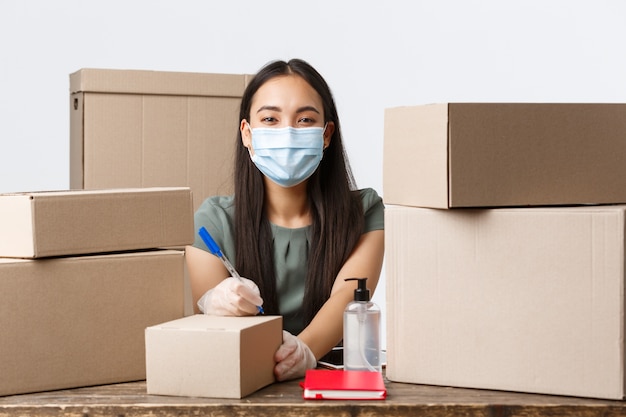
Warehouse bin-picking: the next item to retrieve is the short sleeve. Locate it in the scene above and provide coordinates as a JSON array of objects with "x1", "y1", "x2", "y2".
[
  {"x1": 192, "y1": 195, "x2": 237, "y2": 262},
  {"x1": 359, "y1": 188, "x2": 384, "y2": 233}
]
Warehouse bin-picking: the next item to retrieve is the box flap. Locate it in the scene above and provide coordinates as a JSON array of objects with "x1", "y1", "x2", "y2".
[
  {"x1": 70, "y1": 68, "x2": 248, "y2": 97},
  {"x1": 4, "y1": 187, "x2": 190, "y2": 198},
  {"x1": 150, "y1": 314, "x2": 282, "y2": 332}
]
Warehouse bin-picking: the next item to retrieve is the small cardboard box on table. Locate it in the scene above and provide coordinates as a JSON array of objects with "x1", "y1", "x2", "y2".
[
  {"x1": 383, "y1": 103, "x2": 626, "y2": 209},
  {"x1": 0, "y1": 187, "x2": 194, "y2": 258},
  {"x1": 0, "y1": 249, "x2": 185, "y2": 396},
  {"x1": 385, "y1": 204, "x2": 626, "y2": 400},
  {"x1": 146, "y1": 315, "x2": 283, "y2": 399}
]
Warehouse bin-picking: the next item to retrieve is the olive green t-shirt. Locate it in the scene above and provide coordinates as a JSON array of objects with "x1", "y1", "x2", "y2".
[{"x1": 192, "y1": 188, "x2": 384, "y2": 335}]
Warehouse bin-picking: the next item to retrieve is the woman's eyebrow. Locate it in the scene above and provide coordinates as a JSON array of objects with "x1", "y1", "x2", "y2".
[
  {"x1": 255, "y1": 105, "x2": 320, "y2": 114},
  {"x1": 296, "y1": 106, "x2": 320, "y2": 114},
  {"x1": 256, "y1": 105, "x2": 281, "y2": 113}
]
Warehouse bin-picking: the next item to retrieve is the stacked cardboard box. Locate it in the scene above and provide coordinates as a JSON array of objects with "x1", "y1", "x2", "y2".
[
  {"x1": 383, "y1": 103, "x2": 626, "y2": 400},
  {"x1": 0, "y1": 187, "x2": 193, "y2": 396},
  {"x1": 69, "y1": 68, "x2": 251, "y2": 212},
  {"x1": 69, "y1": 68, "x2": 251, "y2": 315}
]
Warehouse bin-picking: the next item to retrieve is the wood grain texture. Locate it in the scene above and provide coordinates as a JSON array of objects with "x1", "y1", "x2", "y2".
[{"x1": 1, "y1": 377, "x2": 625, "y2": 417}]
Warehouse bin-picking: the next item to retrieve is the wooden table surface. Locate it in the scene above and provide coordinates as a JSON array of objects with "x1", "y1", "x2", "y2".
[{"x1": 1, "y1": 376, "x2": 626, "y2": 417}]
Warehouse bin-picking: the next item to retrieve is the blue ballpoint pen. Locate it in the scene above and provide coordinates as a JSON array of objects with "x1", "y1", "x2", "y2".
[{"x1": 198, "y1": 226, "x2": 265, "y2": 314}]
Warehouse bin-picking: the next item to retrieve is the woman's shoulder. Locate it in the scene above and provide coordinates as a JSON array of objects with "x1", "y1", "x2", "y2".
[
  {"x1": 195, "y1": 195, "x2": 236, "y2": 225},
  {"x1": 197, "y1": 194, "x2": 235, "y2": 213},
  {"x1": 193, "y1": 195, "x2": 236, "y2": 252},
  {"x1": 356, "y1": 187, "x2": 383, "y2": 210},
  {"x1": 356, "y1": 188, "x2": 384, "y2": 232}
]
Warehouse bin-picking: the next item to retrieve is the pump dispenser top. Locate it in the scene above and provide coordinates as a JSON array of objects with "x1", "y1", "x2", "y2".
[{"x1": 346, "y1": 277, "x2": 370, "y2": 301}]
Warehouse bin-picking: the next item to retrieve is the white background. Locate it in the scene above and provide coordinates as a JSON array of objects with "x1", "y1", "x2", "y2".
[{"x1": 2, "y1": 1, "x2": 625, "y2": 345}]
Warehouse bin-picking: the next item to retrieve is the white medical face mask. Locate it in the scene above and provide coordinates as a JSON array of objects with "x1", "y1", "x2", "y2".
[{"x1": 248, "y1": 124, "x2": 325, "y2": 188}]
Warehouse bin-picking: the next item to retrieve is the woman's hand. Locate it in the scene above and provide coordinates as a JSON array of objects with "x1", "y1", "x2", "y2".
[
  {"x1": 274, "y1": 330, "x2": 317, "y2": 381},
  {"x1": 197, "y1": 277, "x2": 263, "y2": 316}
]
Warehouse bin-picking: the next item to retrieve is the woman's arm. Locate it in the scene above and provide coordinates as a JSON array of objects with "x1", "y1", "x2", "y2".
[
  {"x1": 185, "y1": 245, "x2": 229, "y2": 314},
  {"x1": 296, "y1": 229, "x2": 385, "y2": 359}
]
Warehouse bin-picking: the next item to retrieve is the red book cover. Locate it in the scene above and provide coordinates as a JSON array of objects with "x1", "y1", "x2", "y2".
[{"x1": 301, "y1": 370, "x2": 387, "y2": 400}]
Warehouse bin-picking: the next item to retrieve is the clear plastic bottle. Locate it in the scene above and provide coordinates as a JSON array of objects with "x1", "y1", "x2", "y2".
[{"x1": 343, "y1": 277, "x2": 381, "y2": 372}]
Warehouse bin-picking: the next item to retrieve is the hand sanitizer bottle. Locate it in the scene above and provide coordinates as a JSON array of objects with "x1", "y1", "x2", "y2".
[{"x1": 343, "y1": 277, "x2": 381, "y2": 372}]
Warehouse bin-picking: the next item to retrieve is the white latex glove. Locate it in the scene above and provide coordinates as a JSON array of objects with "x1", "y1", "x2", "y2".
[
  {"x1": 197, "y1": 277, "x2": 264, "y2": 316},
  {"x1": 274, "y1": 330, "x2": 317, "y2": 381}
]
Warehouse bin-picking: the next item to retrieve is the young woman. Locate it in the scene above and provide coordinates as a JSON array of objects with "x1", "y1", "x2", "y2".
[{"x1": 186, "y1": 58, "x2": 384, "y2": 381}]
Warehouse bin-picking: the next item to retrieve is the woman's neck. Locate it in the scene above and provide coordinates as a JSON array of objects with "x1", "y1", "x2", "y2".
[{"x1": 264, "y1": 180, "x2": 311, "y2": 228}]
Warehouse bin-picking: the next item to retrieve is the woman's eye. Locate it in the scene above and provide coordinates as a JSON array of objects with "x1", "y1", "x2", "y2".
[
  {"x1": 298, "y1": 117, "x2": 315, "y2": 125},
  {"x1": 261, "y1": 116, "x2": 278, "y2": 124}
]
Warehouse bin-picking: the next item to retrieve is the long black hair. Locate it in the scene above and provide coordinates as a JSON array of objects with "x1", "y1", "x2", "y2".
[{"x1": 234, "y1": 58, "x2": 364, "y2": 327}]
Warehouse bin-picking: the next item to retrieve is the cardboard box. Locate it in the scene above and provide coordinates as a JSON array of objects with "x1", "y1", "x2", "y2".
[
  {"x1": 146, "y1": 314, "x2": 282, "y2": 399},
  {"x1": 385, "y1": 204, "x2": 626, "y2": 400},
  {"x1": 0, "y1": 249, "x2": 184, "y2": 396},
  {"x1": 383, "y1": 103, "x2": 626, "y2": 208},
  {"x1": 70, "y1": 68, "x2": 252, "y2": 211},
  {"x1": 0, "y1": 187, "x2": 193, "y2": 258}
]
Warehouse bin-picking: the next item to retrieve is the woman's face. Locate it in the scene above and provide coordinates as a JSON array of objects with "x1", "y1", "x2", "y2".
[{"x1": 240, "y1": 74, "x2": 334, "y2": 151}]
